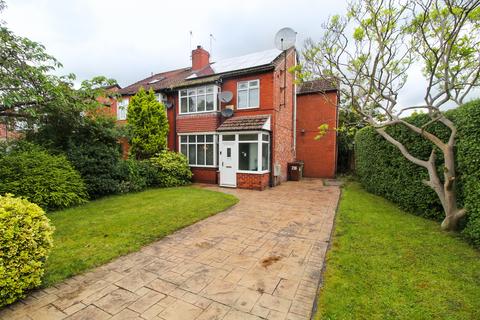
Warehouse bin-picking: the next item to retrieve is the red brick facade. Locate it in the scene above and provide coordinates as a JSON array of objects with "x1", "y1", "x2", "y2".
[
  {"x1": 237, "y1": 173, "x2": 269, "y2": 190},
  {"x1": 191, "y1": 167, "x2": 218, "y2": 184},
  {"x1": 176, "y1": 113, "x2": 220, "y2": 133},
  {"x1": 296, "y1": 91, "x2": 338, "y2": 178}
]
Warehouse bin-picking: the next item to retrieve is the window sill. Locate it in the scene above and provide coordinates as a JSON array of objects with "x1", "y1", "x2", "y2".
[
  {"x1": 236, "y1": 106, "x2": 260, "y2": 110},
  {"x1": 179, "y1": 110, "x2": 219, "y2": 116},
  {"x1": 189, "y1": 165, "x2": 218, "y2": 168},
  {"x1": 237, "y1": 170, "x2": 270, "y2": 175}
]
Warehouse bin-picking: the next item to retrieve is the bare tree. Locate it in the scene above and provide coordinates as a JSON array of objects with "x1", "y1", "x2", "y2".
[{"x1": 300, "y1": 0, "x2": 480, "y2": 230}]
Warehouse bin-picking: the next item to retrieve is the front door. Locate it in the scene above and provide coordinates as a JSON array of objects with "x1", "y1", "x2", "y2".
[{"x1": 220, "y1": 140, "x2": 237, "y2": 187}]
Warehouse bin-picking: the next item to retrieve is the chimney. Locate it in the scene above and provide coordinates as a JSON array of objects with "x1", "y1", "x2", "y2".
[{"x1": 191, "y1": 45, "x2": 210, "y2": 70}]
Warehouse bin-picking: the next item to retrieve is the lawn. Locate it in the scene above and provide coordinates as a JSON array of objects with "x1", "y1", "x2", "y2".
[
  {"x1": 315, "y1": 182, "x2": 480, "y2": 320},
  {"x1": 43, "y1": 186, "x2": 238, "y2": 287}
]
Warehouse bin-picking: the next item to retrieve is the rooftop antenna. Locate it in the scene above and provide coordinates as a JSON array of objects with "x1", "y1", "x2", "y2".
[
  {"x1": 189, "y1": 30, "x2": 193, "y2": 60},
  {"x1": 274, "y1": 27, "x2": 297, "y2": 108},
  {"x1": 209, "y1": 33, "x2": 215, "y2": 59}
]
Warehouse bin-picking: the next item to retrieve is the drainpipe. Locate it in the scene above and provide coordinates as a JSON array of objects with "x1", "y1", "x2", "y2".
[{"x1": 293, "y1": 49, "x2": 298, "y2": 158}]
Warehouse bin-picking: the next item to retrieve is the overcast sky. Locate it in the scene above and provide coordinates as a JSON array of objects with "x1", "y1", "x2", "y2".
[{"x1": 3, "y1": 0, "x2": 476, "y2": 109}]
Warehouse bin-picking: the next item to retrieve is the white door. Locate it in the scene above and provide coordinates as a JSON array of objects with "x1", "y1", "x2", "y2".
[{"x1": 220, "y1": 140, "x2": 237, "y2": 187}]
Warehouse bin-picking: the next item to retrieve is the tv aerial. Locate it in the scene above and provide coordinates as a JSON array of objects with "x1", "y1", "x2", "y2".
[
  {"x1": 218, "y1": 91, "x2": 233, "y2": 103},
  {"x1": 274, "y1": 27, "x2": 297, "y2": 51},
  {"x1": 221, "y1": 108, "x2": 234, "y2": 118}
]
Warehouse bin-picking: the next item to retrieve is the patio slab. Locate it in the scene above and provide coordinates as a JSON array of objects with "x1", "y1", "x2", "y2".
[{"x1": 2, "y1": 179, "x2": 340, "y2": 320}]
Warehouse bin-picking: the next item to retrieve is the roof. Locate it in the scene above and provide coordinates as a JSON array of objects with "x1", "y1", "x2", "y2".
[
  {"x1": 119, "y1": 48, "x2": 285, "y2": 95},
  {"x1": 296, "y1": 79, "x2": 339, "y2": 95},
  {"x1": 217, "y1": 115, "x2": 270, "y2": 132}
]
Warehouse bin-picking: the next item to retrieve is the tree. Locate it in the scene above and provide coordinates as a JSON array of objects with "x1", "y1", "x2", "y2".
[
  {"x1": 300, "y1": 0, "x2": 480, "y2": 230},
  {"x1": 127, "y1": 88, "x2": 169, "y2": 160}
]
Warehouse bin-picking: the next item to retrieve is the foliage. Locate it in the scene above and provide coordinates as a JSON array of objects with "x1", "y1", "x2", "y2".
[
  {"x1": 355, "y1": 100, "x2": 480, "y2": 246},
  {"x1": 0, "y1": 195, "x2": 54, "y2": 307},
  {"x1": 149, "y1": 151, "x2": 193, "y2": 187},
  {"x1": 315, "y1": 183, "x2": 480, "y2": 319},
  {"x1": 43, "y1": 187, "x2": 238, "y2": 286},
  {"x1": 0, "y1": 143, "x2": 88, "y2": 210},
  {"x1": 127, "y1": 88, "x2": 169, "y2": 160},
  {"x1": 115, "y1": 159, "x2": 148, "y2": 193}
]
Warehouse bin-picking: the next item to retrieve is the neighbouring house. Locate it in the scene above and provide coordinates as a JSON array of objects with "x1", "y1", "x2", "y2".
[{"x1": 115, "y1": 45, "x2": 338, "y2": 190}]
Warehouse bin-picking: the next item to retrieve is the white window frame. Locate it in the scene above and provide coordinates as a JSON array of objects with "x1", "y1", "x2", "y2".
[
  {"x1": 117, "y1": 98, "x2": 129, "y2": 120},
  {"x1": 179, "y1": 133, "x2": 218, "y2": 168},
  {"x1": 220, "y1": 131, "x2": 270, "y2": 174},
  {"x1": 178, "y1": 85, "x2": 219, "y2": 115},
  {"x1": 237, "y1": 79, "x2": 260, "y2": 109}
]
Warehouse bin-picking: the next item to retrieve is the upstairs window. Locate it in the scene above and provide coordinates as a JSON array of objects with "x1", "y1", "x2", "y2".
[
  {"x1": 237, "y1": 80, "x2": 259, "y2": 109},
  {"x1": 179, "y1": 85, "x2": 217, "y2": 114},
  {"x1": 117, "y1": 98, "x2": 129, "y2": 120}
]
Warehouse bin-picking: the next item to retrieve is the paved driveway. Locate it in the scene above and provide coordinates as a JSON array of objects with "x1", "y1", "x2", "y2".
[{"x1": 1, "y1": 179, "x2": 340, "y2": 320}]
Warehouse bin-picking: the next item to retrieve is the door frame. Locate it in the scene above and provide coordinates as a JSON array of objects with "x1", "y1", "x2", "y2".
[{"x1": 219, "y1": 134, "x2": 237, "y2": 187}]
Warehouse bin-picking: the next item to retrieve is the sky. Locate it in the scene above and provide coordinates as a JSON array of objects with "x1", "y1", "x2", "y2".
[{"x1": 2, "y1": 0, "x2": 476, "y2": 109}]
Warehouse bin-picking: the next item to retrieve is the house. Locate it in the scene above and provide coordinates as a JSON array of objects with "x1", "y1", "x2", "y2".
[{"x1": 115, "y1": 45, "x2": 338, "y2": 190}]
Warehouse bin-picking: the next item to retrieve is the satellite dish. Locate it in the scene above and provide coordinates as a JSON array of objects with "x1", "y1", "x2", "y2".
[
  {"x1": 219, "y1": 91, "x2": 233, "y2": 103},
  {"x1": 221, "y1": 108, "x2": 234, "y2": 118},
  {"x1": 274, "y1": 27, "x2": 297, "y2": 51},
  {"x1": 164, "y1": 101, "x2": 173, "y2": 109}
]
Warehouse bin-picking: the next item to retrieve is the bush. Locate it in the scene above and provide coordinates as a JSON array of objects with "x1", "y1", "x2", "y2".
[
  {"x1": 149, "y1": 151, "x2": 192, "y2": 187},
  {"x1": 0, "y1": 195, "x2": 54, "y2": 307},
  {"x1": 0, "y1": 144, "x2": 88, "y2": 210},
  {"x1": 115, "y1": 159, "x2": 148, "y2": 193},
  {"x1": 355, "y1": 100, "x2": 480, "y2": 246}
]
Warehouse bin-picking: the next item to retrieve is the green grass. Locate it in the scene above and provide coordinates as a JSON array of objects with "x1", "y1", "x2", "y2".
[
  {"x1": 315, "y1": 182, "x2": 480, "y2": 320},
  {"x1": 43, "y1": 186, "x2": 238, "y2": 287}
]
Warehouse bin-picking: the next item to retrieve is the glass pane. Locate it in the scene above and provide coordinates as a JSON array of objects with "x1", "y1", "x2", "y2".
[
  {"x1": 249, "y1": 88, "x2": 259, "y2": 107},
  {"x1": 197, "y1": 144, "x2": 205, "y2": 165},
  {"x1": 198, "y1": 87, "x2": 205, "y2": 95},
  {"x1": 188, "y1": 135, "x2": 196, "y2": 142},
  {"x1": 205, "y1": 135, "x2": 213, "y2": 142},
  {"x1": 181, "y1": 144, "x2": 188, "y2": 156},
  {"x1": 181, "y1": 97, "x2": 188, "y2": 113},
  {"x1": 206, "y1": 144, "x2": 214, "y2": 165},
  {"x1": 239, "y1": 134, "x2": 258, "y2": 141},
  {"x1": 188, "y1": 144, "x2": 196, "y2": 165},
  {"x1": 238, "y1": 82, "x2": 248, "y2": 90},
  {"x1": 188, "y1": 96, "x2": 196, "y2": 112},
  {"x1": 262, "y1": 134, "x2": 269, "y2": 141},
  {"x1": 180, "y1": 90, "x2": 187, "y2": 97},
  {"x1": 206, "y1": 86, "x2": 214, "y2": 93},
  {"x1": 239, "y1": 143, "x2": 258, "y2": 171},
  {"x1": 188, "y1": 89, "x2": 196, "y2": 96},
  {"x1": 262, "y1": 143, "x2": 269, "y2": 171},
  {"x1": 238, "y1": 90, "x2": 248, "y2": 108},
  {"x1": 197, "y1": 95, "x2": 206, "y2": 112},
  {"x1": 180, "y1": 136, "x2": 187, "y2": 143},
  {"x1": 206, "y1": 94, "x2": 214, "y2": 110},
  {"x1": 222, "y1": 135, "x2": 235, "y2": 141},
  {"x1": 197, "y1": 135, "x2": 205, "y2": 142},
  {"x1": 227, "y1": 148, "x2": 231, "y2": 158},
  {"x1": 249, "y1": 80, "x2": 259, "y2": 87}
]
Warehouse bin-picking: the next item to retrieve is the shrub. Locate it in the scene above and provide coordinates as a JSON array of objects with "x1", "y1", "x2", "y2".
[
  {"x1": 115, "y1": 159, "x2": 148, "y2": 193},
  {"x1": 355, "y1": 100, "x2": 480, "y2": 246},
  {"x1": 0, "y1": 144, "x2": 88, "y2": 210},
  {"x1": 149, "y1": 151, "x2": 192, "y2": 187},
  {"x1": 0, "y1": 195, "x2": 54, "y2": 307}
]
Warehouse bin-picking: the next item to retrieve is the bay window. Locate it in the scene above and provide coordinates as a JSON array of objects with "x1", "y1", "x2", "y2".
[
  {"x1": 237, "y1": 80, "x2": 259, "y2": 109},
  {"x1": 179, "y1": 85, "x2": 218, "y2": 114},
  {"x1": 180, "y1": 134, "x2": 216, "y2": 167},
  {"x1": 237, "y1": 132, "x2": 269, "y2": 173}
]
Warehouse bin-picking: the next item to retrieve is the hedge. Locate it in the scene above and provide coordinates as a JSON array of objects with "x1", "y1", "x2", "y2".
[{"x1": 355, "y1": 100, "x2": 480, "y2": 246}]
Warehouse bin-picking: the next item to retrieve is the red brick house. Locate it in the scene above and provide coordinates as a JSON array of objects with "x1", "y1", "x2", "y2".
[{"x1": 115, "y1": 46, "x2": 338, "y2": 190}]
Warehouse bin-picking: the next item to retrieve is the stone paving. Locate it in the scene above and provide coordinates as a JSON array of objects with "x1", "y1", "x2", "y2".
[{"x1": 1, "y1": 179, "x2": 340, "y2": 320}]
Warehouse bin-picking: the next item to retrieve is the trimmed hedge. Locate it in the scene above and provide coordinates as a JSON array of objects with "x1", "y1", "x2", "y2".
[
  {"x1": 0, "y1": 195, "x2": 54, "y2": 307},
  {"x1": 0, "y1": 144, "x2": 88, "y2": 210},
  {"x1": 355, "y1": 100, "x2": 480, "y2": 246}
]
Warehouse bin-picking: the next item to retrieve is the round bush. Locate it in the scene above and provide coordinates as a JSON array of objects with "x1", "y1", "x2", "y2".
[
  {"x1": 149, "y1": 151, "x2": 192, "y2": 187},
  {"x1": 0, "y1": 146, "x2": 88, "y2": 210},
  {"x1": 0, "y1": 195, "x2": 54, "y2": 307}
]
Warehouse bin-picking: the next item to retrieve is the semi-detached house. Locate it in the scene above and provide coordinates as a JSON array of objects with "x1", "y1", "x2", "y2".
[{"x1": 115, "y1": 45, "x2": 338, "y2": 190}]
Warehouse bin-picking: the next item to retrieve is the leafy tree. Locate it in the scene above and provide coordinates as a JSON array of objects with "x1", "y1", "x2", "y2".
[
  {"x1": 299, "y1": 0, "x2": 480, "y2": 231},
  {"x1": 127, "y1": 88, "x2": 169, "y2": 160}
]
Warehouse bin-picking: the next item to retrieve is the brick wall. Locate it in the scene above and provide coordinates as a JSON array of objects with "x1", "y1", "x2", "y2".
[
  {"x1": 237, "y1": 173, "x2": 269, "y2": 190},
  {"x1": 176, "y1": 113, "x2": 220, "y2": 134},
  {"x1": 191, "y1": 167, "x2": 217, "y2": 184},
  {"x1": 296, "y1": 91, "x2": 338, "y2": 178}
]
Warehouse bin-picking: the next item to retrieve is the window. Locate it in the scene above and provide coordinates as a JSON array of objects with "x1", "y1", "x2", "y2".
[
  {"x1": 237, "y1": 80, "x2": 259, "y2": 109},
  {"x1": 237, "y1": 133, "x2": 269, "y2": 172},
  {"x1": 179, "y1": 85, "x2": 217, "y2": 114},
  {"x1": 117, "y1": 98, "x2": 129, "y2": 120},
  {"x1": 180, "y1": 134, "x2": 216, "y2": 166}
]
